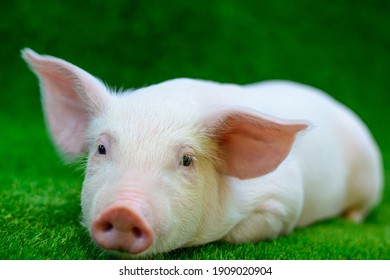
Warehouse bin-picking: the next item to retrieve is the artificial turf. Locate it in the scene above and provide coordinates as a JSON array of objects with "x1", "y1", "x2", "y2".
[{"x1": 1, "y1": 0, "x2": 389, "y2": 260}]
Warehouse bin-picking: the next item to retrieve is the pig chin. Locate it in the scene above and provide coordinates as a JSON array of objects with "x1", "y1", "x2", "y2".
[
  {"x1": 105, "y1": 223, "x2": 200, "y2": 259},
  {"x1": 88, "y1": 207, "x2": 189, "y2": 258},
  {"x1": 88, "y1": 201, "x2": 198, "y2": 258},
  {"x1": 84, "y1": 192, "x2": 203, "y2": 258}
]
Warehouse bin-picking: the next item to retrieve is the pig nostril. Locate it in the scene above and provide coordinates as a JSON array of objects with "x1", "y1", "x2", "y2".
[
  {"x1": 98, "y1": 221, "x2": 143, "y2": 238},
  {"x1": 132, "y1": 227, "x2": 142, "y2": 238},
  {"x1": 102, "y1": 222, "x2": 114, "y2": 232}
]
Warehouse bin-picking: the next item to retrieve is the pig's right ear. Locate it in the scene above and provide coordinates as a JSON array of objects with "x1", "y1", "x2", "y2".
[
  {"x1": 22, "y1": 48, "x2": 108, "y2": 160},
  {"x1": 204, "y1": 106, "x2": 309, "y2": 179}
]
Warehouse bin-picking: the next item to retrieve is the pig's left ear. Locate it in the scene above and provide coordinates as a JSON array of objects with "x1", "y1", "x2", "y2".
[{"x1": 204, "y1": 107, "x2": 309, "y2": 179}]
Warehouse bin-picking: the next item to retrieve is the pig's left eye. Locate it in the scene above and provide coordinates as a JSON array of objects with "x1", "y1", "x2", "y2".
[{"x1": 180, "y1": 155, "x2": 193, "y2": 167}]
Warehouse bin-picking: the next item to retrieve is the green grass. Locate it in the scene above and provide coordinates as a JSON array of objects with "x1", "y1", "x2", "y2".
[{"x1": 1, "y1": 0, "x2": 389, "y2": 259}]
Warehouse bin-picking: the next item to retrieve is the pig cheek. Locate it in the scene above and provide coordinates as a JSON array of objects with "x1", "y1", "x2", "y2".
[
  {"x1": 158, "y1": 168, "x2": 203, "y2": 245},
  {"x1": 81, "y1": 173, "x2": 106, "y2": 229},
  {"x1": 81, "y1": 159, "x2": 116, "y2": 229}
]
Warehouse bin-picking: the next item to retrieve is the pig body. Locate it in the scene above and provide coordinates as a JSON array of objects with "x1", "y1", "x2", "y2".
[{"x1": 22, "y1": 49, "x2": 383, "y2": 258}]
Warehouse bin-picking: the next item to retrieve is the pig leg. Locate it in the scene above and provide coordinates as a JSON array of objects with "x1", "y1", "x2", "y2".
[
  {"x1": 337, "y1": 107, "x2": 383, "y2": 223},
  {"x1": 223, "y1": 200, "x2": 298, "y2": 243},
  {"x1": 223, "y1": 212, "x2": 290, "y2": 243},
  {"x1": 342, "y1": 160, "x2": 383, "y2": 224}
]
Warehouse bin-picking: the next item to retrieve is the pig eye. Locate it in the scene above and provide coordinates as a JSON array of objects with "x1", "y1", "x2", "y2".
[
  {"x1": 180, "y1": 155, "x2": 193, "y2": 167},
  {"x1": 98, "y1": 144, "x2": 106, "y2": 155}
]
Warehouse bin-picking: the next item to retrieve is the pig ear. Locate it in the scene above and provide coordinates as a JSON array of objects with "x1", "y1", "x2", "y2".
[
  {"x1": 205, "y1": 107, "x2": 309, "y2": 179},
  {"x1": 22, "y1": 48, "x2": 109, "y2": 159},
  {"x1": 22, "y1": 49, "x2": 108, "y2": 159}
]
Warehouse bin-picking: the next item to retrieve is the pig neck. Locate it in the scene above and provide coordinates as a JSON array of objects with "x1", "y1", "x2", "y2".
[
  {"x1": 184, "y1": 173, "x2": 252, "y2": 246},
  {"x1": 190, "y1": 163, "x2": 303, "y2": 245}
]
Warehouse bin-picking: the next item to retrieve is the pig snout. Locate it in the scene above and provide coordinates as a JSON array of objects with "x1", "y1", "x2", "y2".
[{"x1": 91, "y1": 204, "x2": 154, "y2": 254}]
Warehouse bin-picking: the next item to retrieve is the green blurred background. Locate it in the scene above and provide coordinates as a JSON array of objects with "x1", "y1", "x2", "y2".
[{"x1": 0, "y1": 0, "x2": 389, "y2": 259}]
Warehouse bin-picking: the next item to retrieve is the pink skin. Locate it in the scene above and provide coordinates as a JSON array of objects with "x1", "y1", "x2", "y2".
[{"x1": 92, "y1": 202, "x2": 154, "y2": 254}]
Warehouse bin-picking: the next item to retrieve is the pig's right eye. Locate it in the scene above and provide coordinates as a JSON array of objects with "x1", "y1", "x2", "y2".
[
  {"x1": 98, "y1": 144, "x2": 106, "y2": 155},
  {"x1": 180, "y1": 155, "x2": 193, "y2": 167}
]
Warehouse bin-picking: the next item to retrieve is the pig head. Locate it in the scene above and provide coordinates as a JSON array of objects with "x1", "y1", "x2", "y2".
[{"x1": 22, "y1": 49, "x2": 308, "y2": 257}]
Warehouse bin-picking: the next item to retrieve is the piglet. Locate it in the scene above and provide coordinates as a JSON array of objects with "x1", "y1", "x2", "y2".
[{"x1": 22, "y1": 48, "x2": 383, "y2": 258}]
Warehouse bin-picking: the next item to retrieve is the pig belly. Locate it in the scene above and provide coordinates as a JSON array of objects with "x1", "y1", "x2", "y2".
[{"x1": 242, "y1": 81, "x2": 383, "y2": 226}]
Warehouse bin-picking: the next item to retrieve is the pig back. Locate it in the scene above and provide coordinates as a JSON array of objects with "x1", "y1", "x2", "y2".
[{"x1": 241, "y1": 80, "x2": 382, "y2": 226}]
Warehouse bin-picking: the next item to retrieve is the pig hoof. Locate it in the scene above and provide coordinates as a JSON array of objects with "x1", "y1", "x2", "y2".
[{"x1": 343, "y1": 208, "x2": 366, "y2": 223}]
